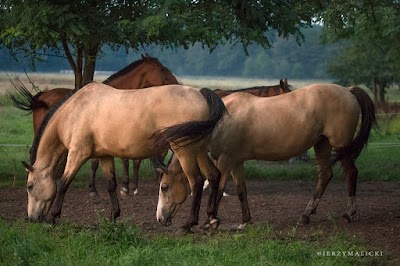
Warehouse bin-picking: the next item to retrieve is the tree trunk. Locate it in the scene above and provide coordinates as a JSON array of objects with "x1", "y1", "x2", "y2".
[
  {"x1": 82, "y1": 44, "x2": 99, "y2": 87},
  {"x1": 372, "y1": 78, "x2": 378, "y2": 103},
  {"x1": 378, "y1": 79, "x2": 386, "y2": 103},
  {"x1": 74, "y1": 47, "x2": 83, "y2": 89}
]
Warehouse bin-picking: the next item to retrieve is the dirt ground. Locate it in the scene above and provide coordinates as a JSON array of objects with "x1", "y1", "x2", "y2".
[{"x1": 1, "y1": 179, "x2": 399, "y2": 263}]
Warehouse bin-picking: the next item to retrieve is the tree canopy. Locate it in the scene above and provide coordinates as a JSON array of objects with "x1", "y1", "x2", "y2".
[
  {"x1": 0, "y1": 0, "x2": 318, "y2": 88},
  {"x1": 318, "y1": 0, "x2": 400, "y2": 102},
  {"x1": 1, "y1": 26, "x2": 339, "y2": 80}
]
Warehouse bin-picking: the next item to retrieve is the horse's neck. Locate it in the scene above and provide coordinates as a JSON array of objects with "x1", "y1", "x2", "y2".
[
  {"x1": 34, "y1": 121, "x2": 66, "y2": 171},
  {"x1": 39, "y1": 88, "x2": 71, "y2": 108},
  {"x1": 106, "y1": 66, "x2": 145, "y2": 90},
  {"x1": 32, "y1": 108, "x2": 47, "y2": 137}
]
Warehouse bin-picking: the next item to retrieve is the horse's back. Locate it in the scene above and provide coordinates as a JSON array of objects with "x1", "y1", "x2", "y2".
[
  {"x1": 54, "y1": 83, "x2": 210, "y2": 157},
  {"x1": 212, "y1": 84, "x2": 361, "y2": 161}
]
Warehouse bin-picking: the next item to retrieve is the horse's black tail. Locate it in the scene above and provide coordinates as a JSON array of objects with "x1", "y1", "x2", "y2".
[
  {"x1": 333, "y1": 86, "x2": 377, "y2": 164},
  {"x1": 152, "y1": 88, "x2": 227, "y2": 149},
  {"x1": 7, "y1": 78, "x2": 47, "y2": 113}
]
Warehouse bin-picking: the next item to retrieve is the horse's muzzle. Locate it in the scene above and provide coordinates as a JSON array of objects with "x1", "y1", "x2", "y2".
[{"x1": 158, "y1": 215, "x2": 172, "y2": 227}]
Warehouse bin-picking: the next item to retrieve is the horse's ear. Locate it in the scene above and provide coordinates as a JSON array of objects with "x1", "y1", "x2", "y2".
[
  {"x1": 145, "y1": 53, "x2": 150, "y2": 58},
  {"x1": 21, "y1": 161, "x2": 34, "y2": 172},
  {"x1": 284, "y1": 78, "x2": 288, "y2": 86},
  {"x1": 156, "y1": 166, "x2": 169, "y2": 175},
  {"x1": 280, "y1": 79, "x2": 284, "y2": 87}
]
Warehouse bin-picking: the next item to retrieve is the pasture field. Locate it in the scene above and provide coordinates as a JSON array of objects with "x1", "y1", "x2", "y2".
[{"x1": 0, "y1": 73, "x2": 399, "y2": 265}]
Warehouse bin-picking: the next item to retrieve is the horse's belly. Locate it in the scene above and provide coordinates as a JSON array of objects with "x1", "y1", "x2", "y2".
[
  {"x1": 92, "y1": 129, "x2": 158, "y2": 159},
  {"x1": 248, "y1": 132, "x2": 319, "y2": 161}
]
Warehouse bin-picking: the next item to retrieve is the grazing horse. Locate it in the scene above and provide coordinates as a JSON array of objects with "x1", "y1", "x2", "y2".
[
  {"x1": 9, "y1": 54, "x2": 179, "y2": 196},
  {"x1": 156, "y1": 84, "x2": 376, "y2": 229},
  {"x1": 213, "y1": 78, "x2": 292, "y2": 98},
  {"x1": 23, "y1": 83, "x2": 226, "y2": 231}
]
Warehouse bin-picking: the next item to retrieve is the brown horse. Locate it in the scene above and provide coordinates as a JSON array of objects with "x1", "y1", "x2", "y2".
[
  {"x1": 9, "y1": 54, "x2": 179, "y2": 196},
  {"x1": 156, "y1": 84, "x2": 376, "y2": 230},
  {"x1": 213, "y1": 78, "x2": 292, "y2": 98},
  {"x1": 23, "y1": 83, "x2": 226, "y2": 231}
]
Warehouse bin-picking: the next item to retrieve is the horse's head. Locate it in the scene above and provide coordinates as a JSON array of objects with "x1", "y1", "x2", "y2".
[
  {"x1": 280, "y1": 78, "x2": 292, "y2": 93},
  {"x1": 156, "y1": 154, "x2": 190, "y2": 226},
  {"x1": 140, "y1": 54, "x2": 180, "y2": 88},
  {"x1": 103, "y1": 53, "x2": 180, "y2": 89},
  {"x1": 22, "y1": 161, "x2": 56, "y2": 222}
]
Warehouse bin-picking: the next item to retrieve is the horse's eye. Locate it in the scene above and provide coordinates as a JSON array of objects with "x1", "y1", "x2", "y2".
[
  {"x1": 27, "y1": 182, "x2": 34, "y2": 192},
  {"x1": 161, "y1": 185, "x2": 169, "y2": 193}
]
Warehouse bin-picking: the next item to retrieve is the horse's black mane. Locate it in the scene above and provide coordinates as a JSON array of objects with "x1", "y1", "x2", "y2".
[
  {"x1": 103, "y1": 56, "x2": 160, "y2": 85},
  {"x1": 29, "y1": 87, "x2": 80, "y2": 165}
]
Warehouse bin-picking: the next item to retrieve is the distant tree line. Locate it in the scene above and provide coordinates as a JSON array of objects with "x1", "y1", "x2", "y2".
[{"x1": 1, "y1": 26, "x2": 340, "y2": 80}]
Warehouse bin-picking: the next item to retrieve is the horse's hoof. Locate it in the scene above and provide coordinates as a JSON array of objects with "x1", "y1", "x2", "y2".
[
  {"x1": 237, "y1": 223, "x2": 248, "y2": 230},
  {"x1": 49, "y1": 216, "x2": 58, "y2": 225},
  {"x1": 133, "y1": 189, "x2": 138, "y2": 195},
  {"x1": 120, "y1": 187, "x2": 129, "y2": 196},
  {"x1": 89, "y1": 191, "x2": 99, "y2": 197},
  {"x1": 209, "y1": 218, "x2": 220, "y2": 230},
  {"x1": 203, "y1": 222, "x2": 210, "y2": 230},
  {"x1": 176, "y1": 227, "x2": 193, "y2": 235},
  {"x1": 298, "y1": 215, "x2": 310, "y2": 225},
  {"x1": 341, "y1": 213, "x2": 352, "y2": 223}
]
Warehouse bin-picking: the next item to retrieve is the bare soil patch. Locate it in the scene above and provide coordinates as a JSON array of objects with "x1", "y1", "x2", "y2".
[{"x1": 1, "y1": 179, "x2": 399, "y2": 263}]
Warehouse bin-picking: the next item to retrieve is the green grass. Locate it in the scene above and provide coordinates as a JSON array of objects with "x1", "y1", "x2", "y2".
[{"x1": 0, "y1": 219, "x2": 384, "y2": 266}]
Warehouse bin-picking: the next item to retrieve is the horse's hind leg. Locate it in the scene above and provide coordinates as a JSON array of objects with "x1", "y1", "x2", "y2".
[
  {"x1": 231, "y1": 163, "x2": 251, "y2": 230},
  {"x1": 300, "y1": 138, "x2": 333, "y2": 225},
  {"x1": 341, "y1": 159, "x2": 358, "y2": 222},
  {"x1": 197, "y1": 152, "x2": 221, "y2": 230},
  {"x1": 88, "y1": 158, "x2": 99, "y2": 197},
  {"x1": 120, "y1": 158, "x2": 130, "y2": 195},
  {"x1": 99, "y1": 157, "x2": 121, "y2": 221},
  {"x1": 132, "y1": 159, "x2": 141, "y2": 195}
]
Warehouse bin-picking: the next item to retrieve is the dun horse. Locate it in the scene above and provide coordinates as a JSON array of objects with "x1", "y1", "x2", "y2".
[
  {"x1": 10, "y1": 54, "x2": 179, "y2": 196},
  {"x1": 202, "y1": 78, "x2": 292, "y2": 193},
  {"x1": 156, "y1": 84, "x2": 376, "y2": 230},
  {"x1": 23, "y1": 83, "x2": 226, "y2": 231}
]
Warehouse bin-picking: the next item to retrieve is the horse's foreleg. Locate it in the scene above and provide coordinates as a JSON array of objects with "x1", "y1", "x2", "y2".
[
  {"x1": 88, "y1": 158, "x2": 99, "y2": 197},
  {"x1": 177, "y1": 154, "x2": 204, "y2": 232},
  {"x1": 197, "y1": 153, "x2": 221, "y2": 230},
  {"x1": 100, "y1": 157, "x2": 120, "y2": 222},
  {"x1": 341, "y1": 160, "x2": 358, "y2": 222},
  {"x1": 132, "y1": 159, "x2": 141, "y2": 195},
  {"x1": 50, "y1": 150, "x2": 88, "y2": 223},
  {"x1": 120, "y1": 158, "x2": 130, "y2": 195},
  {"x1": 231, "y1": 164, "x2": 251, "y2": 229},
  {"x1": 300, "y1": 139, "x2": 333, "y2": 225}
]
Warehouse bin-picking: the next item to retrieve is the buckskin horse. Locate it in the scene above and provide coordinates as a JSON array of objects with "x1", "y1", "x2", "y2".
[
  {"x1": 9, "y1": 54, "x2": 179, "y2": 196},
  {"x1": 202, "y1": 78, "x2": 293, "y2": 193},
  {"x1": 156, "y1": 84, "x2": 376, "y2": 230},
  {"x1": 23, "y1": 83, "x2": 226, "y2": 230}
]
